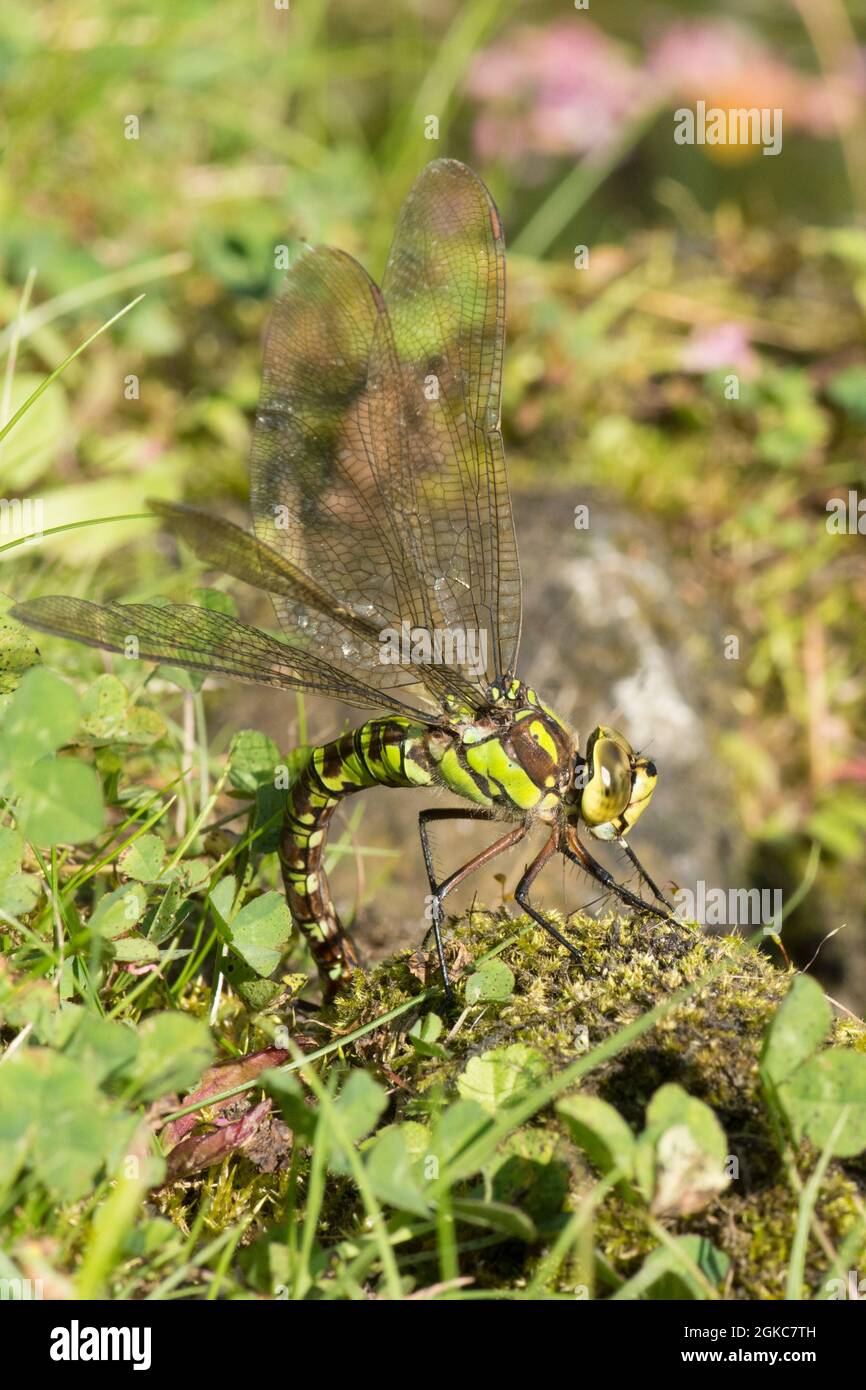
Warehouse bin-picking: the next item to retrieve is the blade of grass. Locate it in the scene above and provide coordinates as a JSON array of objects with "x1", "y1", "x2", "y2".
[
  {"x1": 0, "y1": 253, "x2": 189, "y2": 356},
  {"x1": 0, "y1": 268, "x2": 37, "y2": 460},
  {"x1": 813, "y1": 1206, "x2": 866, "y2": 1299},
  {"x1": 512, "y1": 108, "x2": 658, "y2": 259},
  {"x1": 786, "y1": 1108, "x2": 850, "y2": 1300},
  {"x1": 291, "y1": 1044, "x2": 403, "y2": 1300},
  {"x1": 0, "y1": 295, "x2": 144, "y2": 447},
  {"x1": 523, "y1": 1168, "x2": 622, "y2": 1299}
]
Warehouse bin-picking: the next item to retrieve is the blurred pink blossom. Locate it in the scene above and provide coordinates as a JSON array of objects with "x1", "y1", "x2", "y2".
[
  {"x1": 680, "y1": 322, "x2": 759, "y2": 379},
  {"x1": 466, "y1": 17, "x2": 865, "y2": 167},
  {"x1": 466, "y1": 22, "x2": 652, "y2": 164},
  {"x1": 650, "y1": 19, "x2": 865, "y2": 138}
]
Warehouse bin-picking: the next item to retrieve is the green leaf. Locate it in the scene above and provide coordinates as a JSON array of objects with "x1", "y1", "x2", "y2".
[
  {"x1": 79, "y1": 674, "x2": 165, "y2": 747},
  {"x1": 327, "y1": 1070, "x2": 389, "y2": 1175},
  {"x1": 409, "y1": 1011, "x2": 443, "y2": 1045},
  {"x1": 0, "y1": 667, "x2": 80, "y2": 765},
  {"x1": 806, "y1": 797, "x2": 866, "y2": 863},
  {"x1": 0, "y1": 871, "x2": 41, "y2": 917},
  {"x1": 760, "y1": 975, "x2": 832, "y2": 1089},
  {"x1": 636, "y1": 1084, "x2": 728, "y2": 1213},
  {"x1": 227, "y1": 891, "x2": 292, "y2": 977},
  {"x1": 0, "y1": 826, "x2": 39, "y2": 915},
  {"x1": 0, "y1": 1050, "x2": 135, "y2": 1202},
  {"x1": 144, "y1": 874, "x2": 187, "y2": 944},
  {"x1": 465, "y1": 958, "x2": 514, "y2": 1003},
  {"x1": 109, "y1": 934, "x2": 161, "y2": 964},
  {"x1": 451, "y1": 1197, "x2": 536, "y2": 1243},
  {"x1": 644, "y1": 1084, "x2": 728, "y2": 1161},
  {"x1": 192, "y1": 587, "x2": 238, "y2": 618},
  {"x1": 557, "y1": 1094, "x2": 635, "y2": 1179},
  {"x1": 430, "y1": 1100, "x2": 489, "y2": 1170},
  {"x1": 0, "y1": 826, "x2": 25, "y2": 881},
  {"x1": 485, "y1": 1127, "x2": 570, "y2": 1224},
  {"x1": 79, "y1": 674, "x2": 131, "y2": 740},
  {"x1": 779, "y1": 1051, "x2": 866, "y2": 1157},
  {"x1": 228, "y1": 729, "x2": 282, "y2": 792},
  {"x1": 827, "y1": 364, "x2": 866, "y2": 421},
  {"x1": 118, "y1": 833, "x2": 166, "y2": 884},
  {"x1": 90, "y1": 883, "x2": 148, "y2": 938},
  {"x1": 62, "y1": 1015, "x2": 139, "y2": 1087},
  {"x1": 130, "y1": 1013, "x2": 214, "y2": 1101},
  {"x1": 172, "y1": 857, "x2": 211, "y2": 894},
  {"x1": 16, "y1": 758, "x2": 104, "y2": 846},
  {"x1": 0, "y1": 1056, "x2": 41, "y2": 1190},
  {"x1": 407, "y1": 1011, "x2": 448, "y2": 1058},
  {"x1": 222, "y1": 954, "x2": 284, "y2": 1010},
  {"x1": 457, "y1": 1044, "x2": 546, "y2": 1114},
  {"x1": 365, "y1": 1126, "x2": 431, "y2": 1217},
  {"x1": 333, "y1": 1070, "x2": 388, "y2": 1145},
  {"x1": 265, "y1": 1071, "x2": 316, "y2": 1137},
  {"x1": 612, "y1": 1235, "x2": 730, "y2": 1300},
  {"x1": 209, "y1": 874, "x2": 237, "y2": 925},
  {"x1": 0, "y1": 614, "x2": 40, "y2": 693}
]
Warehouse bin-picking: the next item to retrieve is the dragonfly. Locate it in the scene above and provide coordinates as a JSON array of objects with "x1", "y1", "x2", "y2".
[{"x1": 12, "y1": 159, "x2": 674, "y2": 1001}]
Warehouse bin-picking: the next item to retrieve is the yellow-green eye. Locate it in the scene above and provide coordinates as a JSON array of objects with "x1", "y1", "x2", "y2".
[
  {"x1": 580, "y1": 737, "x2": 632, "y2": 826},
  {"x1": 618, "y1": 758, "x2": 657, "y2": 832}
]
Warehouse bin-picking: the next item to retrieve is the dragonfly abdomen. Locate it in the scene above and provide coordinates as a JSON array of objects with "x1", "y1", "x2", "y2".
[{"x1": 279, "y1": 717, "x2": 444, "y2": 995}]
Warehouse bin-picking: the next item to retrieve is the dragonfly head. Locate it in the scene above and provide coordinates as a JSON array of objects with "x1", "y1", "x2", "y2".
[{"x1": 574, "y1": 726, "x2": 657, "y2": 841}]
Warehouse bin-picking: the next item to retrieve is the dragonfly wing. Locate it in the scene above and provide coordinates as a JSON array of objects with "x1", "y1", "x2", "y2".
[
  {"x1": 10, "y1": 597, "x2": 440, "y2": 720},
  {"x1": 149, "y1": 499, "x2": 442, "y2": 713},
  {"x1": 374, "y1": 159, "x2": 522, "y2": 683},
  {"x1": 249, "y1": 239, "x2": 485, "y2": 711}
]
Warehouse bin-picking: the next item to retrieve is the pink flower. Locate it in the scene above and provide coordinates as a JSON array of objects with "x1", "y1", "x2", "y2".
[
  {"x1": 680, "y1": 322, "x2": 759, "y2": 379},
  {"x1": 466, "y1": 22, "x2": 651, "y2": 163},
  {"x1": 650, "y1": 19, "x2": 865, "y2": 137},
  {"x1": 466, "y1": 17, "x2": 865, "y2": 170}
]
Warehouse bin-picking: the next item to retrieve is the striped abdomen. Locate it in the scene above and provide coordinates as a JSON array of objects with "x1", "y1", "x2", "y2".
[{"x1": 279, "y1": 717, "x2": 443, "y2": 996}]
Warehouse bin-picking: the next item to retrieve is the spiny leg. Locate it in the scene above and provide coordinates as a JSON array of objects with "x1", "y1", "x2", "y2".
[
  {"x1": 618, "y1": 838, "x2": 675, "y2": 911},
  {"x1": 418, "y1": 808, "x2": 528, "y2": 1000},
  {"x1": 563, "y1": 823, "x2": 679, "y2": 925},
  {"x1": 514, "y1": 831, "x2": 584, "y2": 964}
]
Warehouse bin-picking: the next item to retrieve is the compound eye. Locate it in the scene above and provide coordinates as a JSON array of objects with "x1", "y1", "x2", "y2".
[{"x1": 580, "y1": 737, "x2": 632, "y2": 826}]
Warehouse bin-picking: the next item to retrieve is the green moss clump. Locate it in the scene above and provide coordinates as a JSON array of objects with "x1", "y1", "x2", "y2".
[{"x1": 324, "y1": 906, "x2": 866, "y2": 1297}]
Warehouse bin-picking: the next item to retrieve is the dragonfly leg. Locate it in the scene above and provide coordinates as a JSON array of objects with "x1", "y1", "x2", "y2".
[
  {"x1": 563, "y1": 824, "x2": 679, "y2": 925},
  {"x1": 514, "y1": 831, "x2": 583, "y2": 963},
  {"x1": 418, "y1": 809, "x2": 528, "y2": 1000},
  {"x1": 618, "y1": 838, "x2": 675, "y2": 911}
]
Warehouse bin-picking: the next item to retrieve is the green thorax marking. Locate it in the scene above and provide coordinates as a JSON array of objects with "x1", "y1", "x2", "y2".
[{"x1": 439, "y1": 682, "x2": 575, "y2": 818}]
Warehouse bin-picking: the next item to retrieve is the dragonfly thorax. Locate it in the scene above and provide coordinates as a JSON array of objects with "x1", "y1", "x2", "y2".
[{"x1": 435, "y1": 687, "x2": 576, "y2": 821}]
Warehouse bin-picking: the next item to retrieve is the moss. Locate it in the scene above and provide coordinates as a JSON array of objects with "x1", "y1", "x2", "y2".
[{"x1": 323, "y1": 906, "x2": 866, "y2": 1297}]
